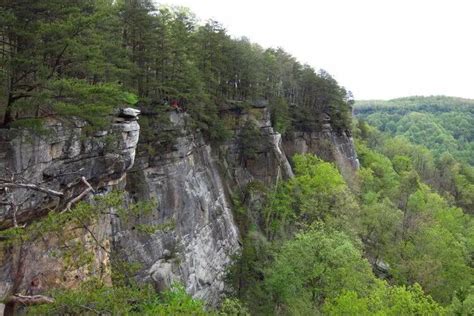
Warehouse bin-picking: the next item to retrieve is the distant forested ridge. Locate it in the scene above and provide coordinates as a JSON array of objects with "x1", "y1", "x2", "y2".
[{"x1": 355, "y1": 96, "x2": 474, "y2": 165}]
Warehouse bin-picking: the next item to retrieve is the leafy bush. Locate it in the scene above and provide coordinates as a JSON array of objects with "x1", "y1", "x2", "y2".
[
  {"x1": 323, "y1": 282, "x2": 445, "y2": 315},
  {"x1": 27, "y1": 281, "x2": 207, "y2": 315}
]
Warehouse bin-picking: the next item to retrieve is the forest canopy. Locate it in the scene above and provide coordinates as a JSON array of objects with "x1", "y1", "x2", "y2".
[
  {"x1": 0, "y1": 0, "x2": 353, "y2": 137},
  {"x1": 355, "y1": 96, "x2": 474, "y2": 165}
]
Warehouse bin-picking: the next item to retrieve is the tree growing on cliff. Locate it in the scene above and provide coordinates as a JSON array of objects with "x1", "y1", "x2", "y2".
[
  {"x1": 2, "y1": 0, "x2": 355, "y2": 137},
  {"x1": 0, "y1": 0, "x2": 133, "y2": 127},
  {"x1": 238, "y1": 120, "x2": 266, "y2": 164}
]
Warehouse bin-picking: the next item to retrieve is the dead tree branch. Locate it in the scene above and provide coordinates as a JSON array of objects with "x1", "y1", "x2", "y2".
[
  {"x1": 0, "y1": 182, "x2": 64, "y2": 197},
  {"x1": 6, "y1": 294, "x2": 54, "y2": 305},
  {"x1": 63, "y1": 177, "x2": 95, "y2": 212}
]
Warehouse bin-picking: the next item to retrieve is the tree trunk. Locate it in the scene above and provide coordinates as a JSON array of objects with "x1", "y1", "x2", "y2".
[
  {"x1": 3, "y1": 77, "x2": 14, "y2": 126},
  {"x1": 4, "y1": 242, "x2": 27, "y2": 315}
]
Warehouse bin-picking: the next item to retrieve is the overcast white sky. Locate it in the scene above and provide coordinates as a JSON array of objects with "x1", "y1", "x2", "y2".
[{"x1": 159, "y1": 0, "x2": 474, "y2": 100}]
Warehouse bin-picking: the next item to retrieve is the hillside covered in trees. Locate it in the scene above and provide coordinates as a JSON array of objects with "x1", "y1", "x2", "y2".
[
  {"x1": 355, "y1": 96, "x2": 474, "y2": 165},
  {"x1": 1, "y1": 1, "x2": 473, "y2": 315}
]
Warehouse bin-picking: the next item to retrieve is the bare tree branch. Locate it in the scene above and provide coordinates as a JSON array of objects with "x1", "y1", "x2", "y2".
[
  {"x1": 6, "y1": 294, "x2": 54, "y2": 305},
  {"x1": 81, "y1": 221, "x2": 110, "y2": 254},
  {"x1": 63, "y1": 177, "x2": 94, "y2": 212},
  {"x1": 0, "y1": 183, "x2": 64, "y2": 197}
]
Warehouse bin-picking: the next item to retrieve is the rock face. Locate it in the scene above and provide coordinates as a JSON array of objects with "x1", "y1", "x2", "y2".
[
  {"x1": 0, "y1": 117, "x2": 140, "y2": 226},
  {"x1": 114, "y1": 107, "x2": 294, "y2": 305},
  {"x1": 283, "y1": 115, "x2": 359, "y2": 181},
  {"x1": 220, "y1": 106, "x2": 294, "y2": 188},
  {"x1": 0, "y1": 114, "x2": 140, "y2": 302},
  {"x1": 114, "y1": 113, "x2": 239, "y2": 305},
  {"x1": 0, "y1": 104, "x2": 358, "y2": 306}
]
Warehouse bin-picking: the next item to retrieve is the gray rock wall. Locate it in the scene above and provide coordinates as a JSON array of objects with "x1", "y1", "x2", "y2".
[
  {"x1": 283, "y1": 122, "x2": 359, "y2": 181},
  {"x1": 114, "y1": 108, "x2": 295, "y2": 304},
  {"x1": 114, "y1": 113, "x2": 239, "y2": 305},
  {"x1": 0, "y1": 115, "x2": 140, "y2": 301},
  {"x1": 0, "y1": 104, "x2": 359, "y2": 307},
  {"x1": 0, "y1": 117, "x2": 139, "y2": 226}
]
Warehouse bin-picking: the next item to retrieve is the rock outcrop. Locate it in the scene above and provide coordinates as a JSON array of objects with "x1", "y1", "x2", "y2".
[
  {"x1": 0, "y1": 115, "x2": 140, "y2": 226},
  {"x1": 113, "y1": 106, "x2": 294, "y2": 305},
  {"x1": 0, "y1": 103, "x2": 358, "y2": 307},
  {"x1": 0, "y1": 113, "x2": 140, "y2": 302},
  {"x1": 283, "y1": 113, "x2": 359, "y2": 181},
  {"x1": 114, "y1": 113, "x2": 239, "y2": 305}
]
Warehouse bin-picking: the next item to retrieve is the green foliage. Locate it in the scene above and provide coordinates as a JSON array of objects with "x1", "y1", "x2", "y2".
[
  {"x1": 111, "y1": 259, "x2": 144, "y2": 287},
  {"x1": 231, "y1": 143, "x2": 473, "y2": 313},
  {"x1": 2, "y1": 0, "x2": 353, "y2": 138},
  {"x1": 27, "y1": 279, "x2": 251, "y2": 315},
  {"x1": 141, "y1": 284, "x2": 207, "y2": 315},
  {"x1": 270, "y1": 97, "x2": 290, "y2": 134},
  {"x1": 292, "y1": 155, "x2": 357, "y2": 228},
  {"x1": 354, "y1": 118, "x2": 474, "y2": 305},
  {"x1": 359, "y1": 197, "x2": 402, "y2": 261},
  {"x1": 0, "y1": 191, "x2": 123, "y2": 246},
  {"x1": 118, "y1": 198, "x2": 158, "y2": 220},
  {"x1": 123, "y1": 91, "x2": 139, "y2": 105},
  {"x1": 354, "y1": 117, "x2": 474, "y2": 215},
  {"x1": 323, "y1": 281, "x2": 445, "y2": 315},
  {"x1": 230, "y1": 153, "x2": 443, "y2": 314},
  {"x1": 1, "y1": 0, "x2": 132, "y2": 126},
  {"x1": 47, "y1": 79, "x2": 136, "y2": 130},
  {"x1": 135, "y1": 219, "x2": 176, "y2": 234},
  {"x1": 27, "y1": 280, "x2": 206, "y2": 315},
  {"x1": 264, "y1": 225, "x2": 375, "y2": 314},
  {"x1": 8, "y1": 118, "x2": 48, "y2": 134},
  {"x1": 218, "y1": 298, "x2": 250, "y2": 315},
  {"x1": 392, "y1": 155, "x2": 413, "y2": 174},
  {"x1": 265, "y1": 154, "x2": 361, "y2": 237},
  {"x1": 355, "y1": 96, "x2": 474, "y2": 165},
  {"x1": 388, "y1": 187, "x2": 474, "y2": 304},
  {"x1": 449, "y1": 286, "x2": 474, "y2": 316},
  {"x1": 188, "y1": 101, "x2": 233, "y2": 144},
  {"x1": 356, "y1": 142, "x2": 400, "y2": 199}
]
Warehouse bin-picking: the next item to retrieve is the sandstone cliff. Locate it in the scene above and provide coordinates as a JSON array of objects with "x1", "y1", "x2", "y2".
[{"x1": 0, "y1": 104, "x2": 358, "y2": 307}]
